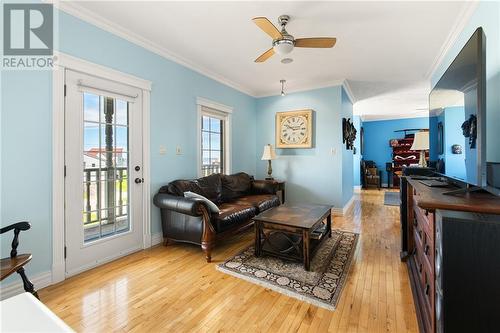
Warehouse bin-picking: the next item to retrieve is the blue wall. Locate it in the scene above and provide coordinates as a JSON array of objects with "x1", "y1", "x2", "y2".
[
  {"x1": 256, "y1": 86, "x2": 353, "y2": 208},
  {"x1": 353, "y1": 116, "x2": 363, "y2": 186},
  {"x1": 431, "y1": 1, "x2": 500, "y2": 163},
  {"x1": 1, "y1": 10, "x2": 257, "y2": 278},
  {"x1": 362, "y1": 117, "x2": 429, "y2": 185},
  {"x1": 341, "y1": 88, "x2": 354, "y2": 206}
]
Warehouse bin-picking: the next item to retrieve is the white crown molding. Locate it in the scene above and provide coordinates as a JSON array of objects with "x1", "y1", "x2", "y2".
[
  {"x1": 342, "y1": 80, "x2": 356, "y2": 104},
  {"x1": 361, "y1": 112, "x2": 429, "y2": 122},
  {"x1": 425, "y1": 0, "x2": 479, "y2": 81},
  {"x1": 51, "y1": 0, "x2": 255, "y2": 97}
]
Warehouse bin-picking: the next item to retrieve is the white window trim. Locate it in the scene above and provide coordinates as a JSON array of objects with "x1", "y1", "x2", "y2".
[
  {"x1": 52, "y1": 52, "x2": 152, "y2": 284},
  {"x1": 196, "y1": 97, "x2": 232, "y2": 177}
]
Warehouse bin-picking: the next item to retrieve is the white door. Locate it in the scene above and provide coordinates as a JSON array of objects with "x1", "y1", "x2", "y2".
[{"x1": 64, "y1": 69, "x2": 144, "y2": 276}]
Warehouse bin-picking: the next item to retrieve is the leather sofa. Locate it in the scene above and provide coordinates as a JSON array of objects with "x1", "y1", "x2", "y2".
[{"x1": 153, "y1": 172, "x2": 281, "y2": 262}]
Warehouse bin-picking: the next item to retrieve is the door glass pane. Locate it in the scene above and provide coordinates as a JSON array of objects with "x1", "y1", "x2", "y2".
[{"x1": 83, "y1": 96, "x2": 130, "y2": 243}]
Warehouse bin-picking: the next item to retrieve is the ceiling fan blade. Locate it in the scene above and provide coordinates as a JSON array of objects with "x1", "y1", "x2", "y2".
[
  {"x1": 252, "y1": 17, "x2": 283, "y2": 40},
  {"x1": 295, "y1": 37, "x2": 337, "y2": 48},
  {"x1": 255, "y1": 48, "x2": 275, "y2": 63}
]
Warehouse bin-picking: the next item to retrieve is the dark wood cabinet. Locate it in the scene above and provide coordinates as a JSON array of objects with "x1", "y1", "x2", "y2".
[{"x1": 405, "y1": 178, "x2": 500, "y2": 333}]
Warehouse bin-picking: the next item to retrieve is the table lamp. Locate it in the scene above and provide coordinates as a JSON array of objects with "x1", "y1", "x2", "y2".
[
  {"x1": 410, "y1": 131, "x2": 429, "y2": 167},
  {"x1": 261, "y1": 144, "x2": 277, "y2": 180}
]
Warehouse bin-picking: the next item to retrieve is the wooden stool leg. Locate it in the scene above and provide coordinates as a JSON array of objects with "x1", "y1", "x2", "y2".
[{"x1": 16, "y1": 267, "x2": 39, "y2": 299}]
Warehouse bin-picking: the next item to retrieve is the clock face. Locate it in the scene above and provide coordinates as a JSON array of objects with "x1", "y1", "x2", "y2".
[
  {"x1": 281, "y1": 116, "x2": 307, "y2": 144},
  {"x1": 275, "y1": 110, "x2": 313, "y2": 148}
]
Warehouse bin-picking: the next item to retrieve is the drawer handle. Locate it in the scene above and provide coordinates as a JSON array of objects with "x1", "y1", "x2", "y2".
[
  {"x1": 419, "y1": 264, "x2": 422, "y2": 273},
  {"x1": 413, "y1": 218, "x2": 418, "y2": 227},
  {"x1": 425, "y1": 284, "x2": 430, "y2": 295},
  {"x1": 425, "y1": 245, "x2": 430, "y2": 255},
  {"x1": 419, "y1": 230, "x2": 423, "y2": 239}
]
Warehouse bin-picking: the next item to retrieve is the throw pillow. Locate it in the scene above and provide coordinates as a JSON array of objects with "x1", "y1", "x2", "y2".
[{"x1": 184, "y1": 191, "x2": 220, "y2": 213}]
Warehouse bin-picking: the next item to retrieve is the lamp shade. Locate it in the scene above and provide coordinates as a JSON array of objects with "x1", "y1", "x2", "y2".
[
  {"x1": 410, "y1": 131, "x2": 430, "y2": 151},
  {"x1": 261, "y1": 144, "x2": 277, "y2": 160}
]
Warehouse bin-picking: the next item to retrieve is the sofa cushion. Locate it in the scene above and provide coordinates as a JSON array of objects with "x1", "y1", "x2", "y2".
[
  {"x1": 195, "y1": 173, "x2": 222, "y2": 204},
  {"x1": 212, "y1": 203, "x2": 257, "y2": 233},
  {"x1": 162, "y1": 174, "x2": 222, "y2": 204},
  {"x1": 184, "y1": 191, "x2": 220, "y2": 213},
  {"x1": 232, "y1": 194, "x2": 280, "y2": 213},
  {"x1": 163, "y1": 180, "x2": 203, "y2": 197},
  {"x1": 221, "y1": 172, "x2": 254, "y2": 202}
]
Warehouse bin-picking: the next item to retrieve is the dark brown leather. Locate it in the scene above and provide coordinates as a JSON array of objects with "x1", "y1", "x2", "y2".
[
  {"x1": 196, "y1": 174, "x2": 222, "y2": 204},
  {"x1": 161, "y1": 180, "x2": 203, "y2": 196},
  {"x1": 153, "y1": 193, "x2": 207, "y2": 216},
  {"x1": 213, "y1": 203, "x2": 257, "y2": 232},
  {"x1": 154, "y1": 172, "x2": 281, "y2": 252},
  {"x1": 161, "y1": 174, "x2": 222, "y2": 204},
  {"x1": 251, "y1": 180, "x2": 279, "y2": 195},
  {"x1": 221, "y1": 172, "x2": 253, "y2": 202},
  {"x1": 232, "y1": 194, "x2": 280, "y2": 213}
]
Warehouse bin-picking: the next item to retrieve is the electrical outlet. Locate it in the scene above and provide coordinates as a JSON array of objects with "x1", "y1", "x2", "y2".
[
  {"x1": 159, "y1": 145, "x2": 167, "y2": 155},
  {"x1": 176, "y1": 146, "x2": 182, "y2": 155}
]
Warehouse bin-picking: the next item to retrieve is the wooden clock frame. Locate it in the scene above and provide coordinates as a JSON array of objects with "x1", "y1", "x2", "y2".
[{"x1": 275, "y1": 109, "x2": 313, "y2": 148}]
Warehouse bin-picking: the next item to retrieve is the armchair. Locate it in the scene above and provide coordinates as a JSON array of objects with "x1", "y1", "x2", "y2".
[
  {"x1": 361, "y1": 160, "x2": 381, "y2": 190},
  {"x1": 0, "y1": 221, "x2": 39, "y2": 298}
]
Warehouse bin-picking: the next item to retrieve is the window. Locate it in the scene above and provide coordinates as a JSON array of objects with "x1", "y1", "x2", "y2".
[
  {"x1": 197, "y1": 98, "x2": 232, "y2": 177},
  {"x1": 201, "y1": 113, "x2": 224, "y2": 176}
]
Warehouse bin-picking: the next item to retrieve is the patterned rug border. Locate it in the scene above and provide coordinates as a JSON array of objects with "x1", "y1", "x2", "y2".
[{"x1": 216, "y1": 229, "x2": 359, "y2": 311}]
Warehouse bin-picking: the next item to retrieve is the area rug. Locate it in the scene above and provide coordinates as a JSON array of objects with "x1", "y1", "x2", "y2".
[
  {"x1": 216, "y1": 230, "x2": 359, "y2": 310},
  {"x1": 384, "y1": 191, "x2": 401, "y2": 206}
]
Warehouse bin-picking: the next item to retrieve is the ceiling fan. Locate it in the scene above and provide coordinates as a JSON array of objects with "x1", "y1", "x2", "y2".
[{"x1": 252, "y1": 15, "x2": 337, "y2": 63}]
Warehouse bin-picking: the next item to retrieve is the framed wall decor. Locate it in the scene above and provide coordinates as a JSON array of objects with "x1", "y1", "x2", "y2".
[{"x1": 275, "y1": 109, "x2": 313, "y2": 148}]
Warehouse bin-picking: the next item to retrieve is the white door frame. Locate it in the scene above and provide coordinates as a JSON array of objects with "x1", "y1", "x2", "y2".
[{"x1": 52, "y1": 52, "x2": 152, "y2": 283}]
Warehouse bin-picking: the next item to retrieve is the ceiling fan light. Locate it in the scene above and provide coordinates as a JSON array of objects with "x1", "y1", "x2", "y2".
[{"x1": 273, "y1": 40, "x2": 294, "y2": 55}]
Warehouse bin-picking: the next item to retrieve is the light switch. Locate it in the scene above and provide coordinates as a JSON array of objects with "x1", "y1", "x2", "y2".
[
  {"x1": 159, "y1": 145, "x2": 167, "y2": 155},
  {"x1": 176, "y1": 146, "x2": 182, "y2": 155},
  {"x1": 330, "y1": 148, "x2": 337, "y2": 155}
]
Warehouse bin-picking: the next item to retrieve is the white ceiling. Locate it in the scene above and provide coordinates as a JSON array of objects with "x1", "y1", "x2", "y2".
[{"x1": 61, "y1": 1, "x2": 477, "y2": 120}]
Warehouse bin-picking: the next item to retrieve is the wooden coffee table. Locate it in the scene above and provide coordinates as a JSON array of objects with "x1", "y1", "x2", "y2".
[{"x1": 253, "y1": 204, "x2": 333, "y2": 271}]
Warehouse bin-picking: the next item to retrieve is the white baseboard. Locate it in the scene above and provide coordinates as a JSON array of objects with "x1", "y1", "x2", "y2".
[
  {"x1": 0, "y1": 270, "x2": 52, "y2": 301},
  {"x1": 354, "y1": 185, "x2": 361, "y2": 193},
  {"x1": 332, "y1": 195, "x2": 355, "y2": 216},
  {"x1": 152, "y1": 232, "x2": 163, "y2": 246}
]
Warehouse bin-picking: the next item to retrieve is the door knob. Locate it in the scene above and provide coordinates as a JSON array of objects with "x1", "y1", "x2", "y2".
[{"x1": 135, "y1": 178, "x2": 143, "y2": 184}]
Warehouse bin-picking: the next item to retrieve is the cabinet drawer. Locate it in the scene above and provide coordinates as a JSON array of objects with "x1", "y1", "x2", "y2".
[
  {"x1": 413, "y1": 202, "x2": 434, "y2": 241},
  {"x1": 413, "y1": 198, "x2": 434, "y2": 241}
]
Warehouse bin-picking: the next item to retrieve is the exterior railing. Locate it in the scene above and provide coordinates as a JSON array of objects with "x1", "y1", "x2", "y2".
[
  {"x1": 83, "y1": 166, "x2": 127, "y2": 226},
  {"x1": 201, "y1": 164, "x2": 222, "y2": 177}
]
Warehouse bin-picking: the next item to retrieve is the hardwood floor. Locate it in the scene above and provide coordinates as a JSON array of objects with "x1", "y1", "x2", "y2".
[{"x1": 40, "y1": 190, "x2": 418, "y2": 332}]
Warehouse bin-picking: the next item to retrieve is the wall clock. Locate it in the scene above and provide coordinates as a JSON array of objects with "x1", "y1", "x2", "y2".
[{"x1": 275, "y1": 109, "x2": 313, "y2": 148}]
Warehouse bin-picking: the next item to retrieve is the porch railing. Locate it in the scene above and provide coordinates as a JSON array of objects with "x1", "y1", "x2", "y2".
[
  {"x1": 201, "y1": 164, "x2": 222, "y2": 177},
  {"x1": 83, "y1": 166, "x2": 127, "y2": 226}
]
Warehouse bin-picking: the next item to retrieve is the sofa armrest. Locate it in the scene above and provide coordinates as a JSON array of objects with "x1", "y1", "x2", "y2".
[
  {"x1": 251, "y1": 180, "x2": 279, "y2": 195},
  {"x1": 153, "y1": 193, "x2": 207, "y2": 216}
]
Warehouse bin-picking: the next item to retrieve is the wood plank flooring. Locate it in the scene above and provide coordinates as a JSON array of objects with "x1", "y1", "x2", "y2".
[{"x1": 39, "y1": 190, "x2": 418, "y2": 332}]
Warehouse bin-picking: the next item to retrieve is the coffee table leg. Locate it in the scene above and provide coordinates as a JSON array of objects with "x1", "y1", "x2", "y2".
[
  {"x1": 327, "y1": 212, "x2": 332, "y2": 238},
  {"x1": 303, "y1": 229, "x2": 310, "y2": 271},
  {"x1": 255, "y1": 221, "x2": 262, "y2": 257}
]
